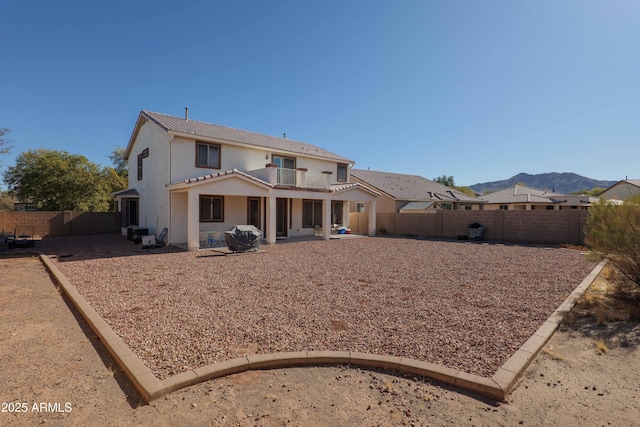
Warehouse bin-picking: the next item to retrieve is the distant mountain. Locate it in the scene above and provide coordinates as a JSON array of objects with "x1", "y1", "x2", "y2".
[{"x1": 470, "y1": 173, "x2": 616, "y2": 195}]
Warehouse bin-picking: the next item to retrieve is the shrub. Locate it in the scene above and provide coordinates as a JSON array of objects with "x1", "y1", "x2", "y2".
[{"x1": 584, "y1": 195, "x2": 640, "y2": 294}]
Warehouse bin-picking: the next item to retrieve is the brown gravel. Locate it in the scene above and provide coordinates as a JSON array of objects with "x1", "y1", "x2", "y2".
[{"x1": 40, "y1": 234, "x2": 595, "y2": 381}]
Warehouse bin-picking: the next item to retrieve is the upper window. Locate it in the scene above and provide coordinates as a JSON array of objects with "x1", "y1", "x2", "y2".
[
  {"x1": 337, "y1": 163, "x2": 348, "y2": 182},
  {"x1": 137, "y1": 153, "x2": 143, "y2": 180},
  {"x1": 200, "y1": 195, "x2": 224, "y2": 222},
  {"x1": 137, "y1": 147, "x2": 149, "y2": 181},
  {"x1": 272, "y1": 155, "x2": 295, "y2": 169},
  {"x1": 196, "y1": 142, "x2": 221, "y2": 169}
]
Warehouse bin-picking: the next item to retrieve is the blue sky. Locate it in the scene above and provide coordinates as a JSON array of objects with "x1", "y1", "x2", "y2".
[{"x1": 1, "y1": 0, "x2": 638, "y2": 188}]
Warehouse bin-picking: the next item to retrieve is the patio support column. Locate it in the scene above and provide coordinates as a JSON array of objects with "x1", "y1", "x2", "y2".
[
  {"x1": 187, "y1": 190, "x2": 200, "y2": 251},
  {"x1": 322, "y1": 196, "x2": 331, "y2": 240},
  {"x1": 342, "y1": 201, "x2": 349, "y2": 230},
  {"x1": 366, "y1": 200, "x2": 377, "y2": 236},
  {"x1": 265, "y1": 195, "x2": 277, "y2": 245}
]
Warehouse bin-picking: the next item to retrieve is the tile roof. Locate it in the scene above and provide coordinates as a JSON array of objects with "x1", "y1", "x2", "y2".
[
  {"x1": 399, "y1": 201, "x2": 437, "y2": 211},
  {"x1": 350, "y1": 169, "x2": 483, "y2": 203},
  {"x1": 141, "y1": 110, "x2": 353, "y2": 163},
  {"x1": 330, "y1": 182, "x2": 381, "y2": 196},
  {"x1": 481, "y1": 184, "x2": 563, "y2": 204},
  {"x1": 548, "y1": 195, "x2": 598, "y2": 206},
  {"x1": 168, "y1": 169, "x2": 273, "y2": 188}
]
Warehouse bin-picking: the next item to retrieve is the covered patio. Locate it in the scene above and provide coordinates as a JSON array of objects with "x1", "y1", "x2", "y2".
[{"x1": 166, "y1": 170, "x2": 379, "y2": 250}]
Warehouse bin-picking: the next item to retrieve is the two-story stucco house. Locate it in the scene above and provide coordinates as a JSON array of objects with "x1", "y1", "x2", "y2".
[{"x1": 114, "y1": 110, "x2": 379, "y2": 250}]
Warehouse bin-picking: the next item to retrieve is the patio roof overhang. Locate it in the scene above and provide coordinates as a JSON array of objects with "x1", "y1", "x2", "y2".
[{"x1": 166, "y1": 169, "x2": 274, "y2": 192}]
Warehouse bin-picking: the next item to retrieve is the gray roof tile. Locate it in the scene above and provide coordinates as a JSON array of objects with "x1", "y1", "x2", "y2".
[
  {"x1": 481, "y1": 184, "x2": 563, "y2": 204},
  {"x1": 142, "y1": 110, "x2": 353, "y2": 163},
  {"x1": 350, "y1": 169, "x2": 483, "y2": 203}
]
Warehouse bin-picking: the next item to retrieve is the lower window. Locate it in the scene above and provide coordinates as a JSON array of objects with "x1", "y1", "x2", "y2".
[
  {"x1": 200, "y1": 195, "x2": 224, "y2": 222},
  {"x1": 303, "y1": 200, "x2": 323, "y2": 227}
]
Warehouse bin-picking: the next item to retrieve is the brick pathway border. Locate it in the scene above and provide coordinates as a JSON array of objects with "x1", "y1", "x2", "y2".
[{"x1": 39, "y1": 253, "x2": 605, "y2": 402}]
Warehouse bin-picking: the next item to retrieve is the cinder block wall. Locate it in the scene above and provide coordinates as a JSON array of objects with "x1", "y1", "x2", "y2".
[
  {"x1": 1, "y1": 211, "x2": 120, "y2": 237},
  {"x1": 376, "y1": 210, "x2": 588, "y2": 245}
]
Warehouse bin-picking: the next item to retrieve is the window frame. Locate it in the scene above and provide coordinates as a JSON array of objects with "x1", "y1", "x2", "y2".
[
  {"x1": 199, "y1": 195, "x2": 224, "y2": 222},
  {"x1": 196, "y1": 142, "x2": 221, "y2": 169},
  {"x1": 302, "y1": 199, "x2": 323, "y2": 228},
  {"x1": 337, "y1": 163, "x2": 348, "y2": 182},
  {"x1": 137, "y1": 153, "x2": 143, "y2": 180}
]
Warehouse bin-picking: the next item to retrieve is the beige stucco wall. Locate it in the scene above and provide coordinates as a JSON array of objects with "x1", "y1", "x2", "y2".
[
  {"x1": 128, "y1": 119, "x2": 373, "y2": 248},
  {"x1": 169, "y1": 135, "x2": 347, "y2": 185},
  {"x1": 170, "y1": 191, "x2": 188, "y2": 244},
  {"x1": 128, "y1": 120, "x2": 172, "y2": 236}
]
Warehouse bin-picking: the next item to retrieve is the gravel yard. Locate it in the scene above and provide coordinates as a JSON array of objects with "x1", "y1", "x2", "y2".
[{"x1": 40, "y1": 235, "x2": 595, "y2": 380}]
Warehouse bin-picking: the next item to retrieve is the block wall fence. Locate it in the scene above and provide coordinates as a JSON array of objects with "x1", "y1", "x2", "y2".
[
  {"x1": 1, "y1": 211, "x2": 120, "y2": 237},
  {"x1": 3, "y1": 209, "x2": 588, "y2": 244},
  {"x1": 375, "y1": 210, "x2": 589, "y2": 245}
]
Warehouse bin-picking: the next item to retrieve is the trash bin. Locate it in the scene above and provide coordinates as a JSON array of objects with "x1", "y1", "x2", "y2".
[{"x1": 468, "y1": 223, "x2": 485, "y2": 241}]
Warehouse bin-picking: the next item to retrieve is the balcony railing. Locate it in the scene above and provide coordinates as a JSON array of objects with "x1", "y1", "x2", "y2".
[
  {"x1": 247, "y1": 165, "x2": 333, "y2": 190},
  {"x1": 305, "y1": 171, "x2": 326, "y2": 189},
  {"x1": 277, "y1": 167, "x2": 297, "y2": 186}
]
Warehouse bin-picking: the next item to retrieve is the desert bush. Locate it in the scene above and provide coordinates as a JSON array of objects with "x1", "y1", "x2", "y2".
[{"x1": 585, "y1": 195, "x2": 640, "y2": 296}]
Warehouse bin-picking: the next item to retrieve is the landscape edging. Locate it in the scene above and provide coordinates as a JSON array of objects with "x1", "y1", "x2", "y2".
[
  {"x1": 491, "y1": 259, "x2": 607, "y2": 394},
  {"x1": 39, "y1": 253, "x2": 605, "y2": 403}
]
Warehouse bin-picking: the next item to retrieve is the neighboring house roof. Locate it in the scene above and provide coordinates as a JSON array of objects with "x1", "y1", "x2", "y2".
[
  {"x1": 127, "y1": 110, "x2": 353, "y2": 164},
  {"x1": 600, "y1": 179, "x2": 640, "y2": 201},
  {"x1": 349, "y1": 169, "x2": 483, "y2": 203},
  {"x1": 399, "y1": 201, "x2": 437, "y2": 211},
  {"x1": 481, "y1": 185, "x2": 563, "y2": 204},
  {"x1": 548, "y1": 195, "x2": 599, "y2": 206}
]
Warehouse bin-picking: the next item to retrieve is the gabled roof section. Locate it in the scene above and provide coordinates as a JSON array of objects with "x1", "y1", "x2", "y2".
[
  {"x1": 330, "y1": 182, "x2": 380, "y2": 196},
  {"x1": 127, "y1": 110, "x2": 353, "y2": 163},
  {"x1": 112, "y1": 188, "x2": 140, "y2": 197},
  {"x1": 166, "y1": 169, "x2": 273, "y2": 190},
  {"x1": 481, "y1": 184, "x2": 563, "y2": 204},
  {"x1": 350, "y1": 169, "x2": 483, "y2": 203},
  {"x1": 603, "y1": 179, "x2": 640, "y2": 191},
  {"x1": 399, "y1": 201, "x2": 437, "y2": 211}
]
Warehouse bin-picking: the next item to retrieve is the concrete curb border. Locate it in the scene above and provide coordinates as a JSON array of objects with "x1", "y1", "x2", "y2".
[
  {"x1": 491, "y1": 259, "x2": 606, "y2": 394},
  {"x1": 40, "y1": 254, "x2": 606, "y2": 403}
]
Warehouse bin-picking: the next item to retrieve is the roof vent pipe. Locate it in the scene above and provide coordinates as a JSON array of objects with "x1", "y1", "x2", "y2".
[
  {"x1": 283, "y1": 132, "x2": 286, "y2": 139},
  {"x1": 185, "y1": 107, "x2": 189, "y2": 121}
]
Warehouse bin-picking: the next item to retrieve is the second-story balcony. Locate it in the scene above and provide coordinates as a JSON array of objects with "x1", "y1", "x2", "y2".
[{"x1": 247, "y1": 164, "x2": 333, "y2": 190}]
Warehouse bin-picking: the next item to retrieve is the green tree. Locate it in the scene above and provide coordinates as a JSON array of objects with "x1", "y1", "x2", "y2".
[
  {"x1": 433, "y1": 175, "x2": 455, "y2": 187},
  {"x1": 0, "y1": 128, "x2": 13, "y2": 164},
  {"x1": 109, "y1": 147, "x2": 128, "y2": 179},
  {"x1": 3, "y1": 149, "x2": 126, "y2": 212},
  {"x1": 0, "y1": 190, "x2": 15, "y2": 211},
  {"x1": 585, "y1": 195, "x2": 640, "y2": 292}
]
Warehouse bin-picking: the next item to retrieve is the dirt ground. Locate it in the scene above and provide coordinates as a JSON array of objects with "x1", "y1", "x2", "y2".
[{"x1": 1, "y1": 254, "x2": 639, "y2": 426}]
